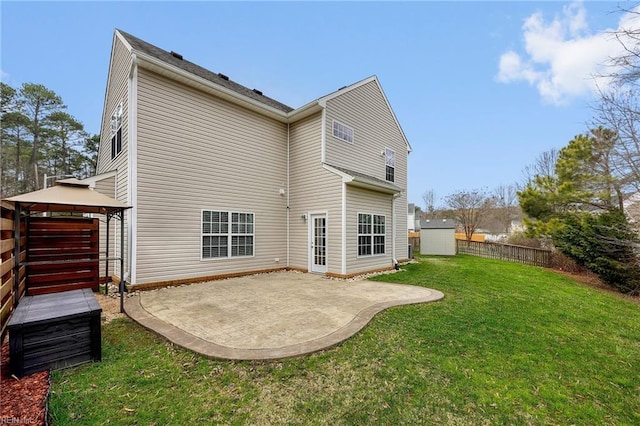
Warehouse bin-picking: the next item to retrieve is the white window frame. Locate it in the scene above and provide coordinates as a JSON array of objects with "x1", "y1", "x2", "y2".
[
  {"x1": 201, "y1": 209, "x2": 255, "y2": 260},
  {"x1": 110, "y1": 102, "x2": 123, "y2": 159},
  {"x1": 385, "y1": 148, "x2": 395, "y2": 182},
  {"x1": 332, "y1": 120, "x2": 354, "y2": 144},
  {"x1": 357, "y1": 213, "x2": 386, "y2": 257}
]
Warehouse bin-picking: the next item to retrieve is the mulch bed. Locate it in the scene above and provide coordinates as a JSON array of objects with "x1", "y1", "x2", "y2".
[
  {"x1": 0, "y1": 340, "x2": 49, "y2": 426},
  {"x1": 0, "y1": 293, "x2": 118, "y2": 425}
]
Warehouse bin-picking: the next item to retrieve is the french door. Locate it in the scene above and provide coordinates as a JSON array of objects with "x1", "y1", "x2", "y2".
[{"x1": 310, "y1": 214, "x2": 327, "y2": 273}]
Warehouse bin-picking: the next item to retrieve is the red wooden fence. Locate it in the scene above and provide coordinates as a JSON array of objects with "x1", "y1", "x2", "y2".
[
  {"x1": 26, "y1": 217, "x2": 99, "y2": 296},
  {"x1": 1, "y1": 201, "x2": 26, "y2": 341}
]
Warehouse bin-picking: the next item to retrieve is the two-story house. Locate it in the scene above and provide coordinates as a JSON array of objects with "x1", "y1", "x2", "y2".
[{"x1": 91, "y1": 29, "x2": 410, "y2": 288}]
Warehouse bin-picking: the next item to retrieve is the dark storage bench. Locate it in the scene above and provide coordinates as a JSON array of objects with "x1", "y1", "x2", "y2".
[{"x1": 8, "y1": 288, "x2": 102, "y2": 377}]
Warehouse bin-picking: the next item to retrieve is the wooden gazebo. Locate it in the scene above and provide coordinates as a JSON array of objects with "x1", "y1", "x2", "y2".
[
  {"x1": 1, "y1": 180, "x2": 131, "y2": 376},
  {"x1": 3, "y1": 179, "x2": 132, "y2": 312}
]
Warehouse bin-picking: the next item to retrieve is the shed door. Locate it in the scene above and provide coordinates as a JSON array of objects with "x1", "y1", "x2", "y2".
[{"x1": 310, "y1": 214, "x2": 327, "y2": 273}]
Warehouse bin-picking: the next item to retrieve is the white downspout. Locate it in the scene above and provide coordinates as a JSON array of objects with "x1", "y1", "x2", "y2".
[
  {"x1": 392, "y1": 192, "x2": 401, "y2": 268},
  {"x1": 320, "y1": 108, "x2": 326, "y2": 163},
  {"x1": 341, "y1": 182, "x2": 346, "y2": 275},
  {"x1": 286, "y1": 123, "x2": 290, "y2": 267}
]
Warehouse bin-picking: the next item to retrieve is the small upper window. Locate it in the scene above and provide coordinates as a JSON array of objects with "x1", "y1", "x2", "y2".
[
  {"x1": 111, "y1": 102, "x2": 123, "y2": 159},
  {"x1": 332, "y1": 120, "x2": 354, "y2": 144},
  {"x1": 385, "y1": 148, "x2": 395, "y2": 182}
]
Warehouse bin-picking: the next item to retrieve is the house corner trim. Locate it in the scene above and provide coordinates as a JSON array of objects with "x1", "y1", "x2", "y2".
[{"x1": 127, "y1": 57, "x2": 139, "y2": 285}]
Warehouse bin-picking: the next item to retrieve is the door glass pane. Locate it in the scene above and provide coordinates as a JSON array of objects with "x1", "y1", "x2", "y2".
[{"x1": 314, "y1": 217, "x2": 326, "y2": 266}]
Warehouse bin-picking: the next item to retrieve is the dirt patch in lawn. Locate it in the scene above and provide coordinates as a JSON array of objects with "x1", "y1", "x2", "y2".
[{"x1": 95, "y1": 290, "x2": 126, "y2": 323}]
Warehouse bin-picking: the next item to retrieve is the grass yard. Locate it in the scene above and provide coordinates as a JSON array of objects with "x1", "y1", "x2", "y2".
[{"x1": 49, "y1": 256, "x2": 640, "y2": 425}]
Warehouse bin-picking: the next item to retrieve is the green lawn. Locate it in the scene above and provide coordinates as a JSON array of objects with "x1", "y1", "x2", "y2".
[{"x1": 49, "y1": 256, "x2": 640, "y2": 425}]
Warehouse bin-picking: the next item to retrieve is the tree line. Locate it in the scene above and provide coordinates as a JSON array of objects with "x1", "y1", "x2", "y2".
[
  {"x1": 420, "y1": 186, "x2": 520, "y2": 241},
  {"x1": 0, "y1": 82, "x2": 99, "y2": 198},
  {"x1": 518, "y1": 7, "x2": 640, "y2": 295},
  {"x1": 422, "y1": 7, "x2": 640, "y2": 295}
]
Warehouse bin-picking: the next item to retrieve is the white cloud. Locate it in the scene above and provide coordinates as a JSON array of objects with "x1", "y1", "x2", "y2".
[
  {"x1": 0, "y1": 69, "x2": 9, "y2": 82},
  {"x1": 497, "y1": 1, "x2": 640, "y2": 105}
]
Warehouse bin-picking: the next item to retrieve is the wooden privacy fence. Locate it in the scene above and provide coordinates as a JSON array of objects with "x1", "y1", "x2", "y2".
[
  {"x1": 27, "y1": 217, "x2": 99, "y2": 296},
  {"x1": 456, "y1": 239, "x2": 551, "y2": 267},
  {"x1": 408, "y1": 231, "x2": 420, "y2": 257},
  {"x1": 1, "y1": 201, "x2": 27, "y2": 341}
]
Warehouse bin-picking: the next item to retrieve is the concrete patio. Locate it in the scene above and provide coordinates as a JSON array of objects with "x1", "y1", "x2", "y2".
[{"x1": 125, "y1": 271, "x2": 444, "y2": 360}]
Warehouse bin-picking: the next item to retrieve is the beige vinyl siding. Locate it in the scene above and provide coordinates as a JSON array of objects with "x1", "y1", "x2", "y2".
[
  {"x1": 91, "y1": 176, "x2": 117, "y2": 277},
  {"x1": 93, "y1": 175, "x2": 116, "y2": 198},
  {"x1": 97, "y1": 35, "x2": 129, "y2": 180},
  {"x1": 289, "y1": 112, "x2": 342, "y2": 273},
  {"x1": 346, "y1": 186, "x2": 393, "y2": 273},
  {"x1": 134, "y1": 68, "x2": 288, "y2": 284},
  {"x1": 325, "y1": 79, "x2": 409, "y2": 264},
  {"x1": 324, "y1": 80, "x2": 407, "y2": 189},
  {"x1": 96, "y1": 34, "x2": 130, "y2": 279}
]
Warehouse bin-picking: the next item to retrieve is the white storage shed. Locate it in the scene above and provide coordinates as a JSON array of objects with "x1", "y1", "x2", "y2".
[{"x1": 420, "y1": 219, "x2": 456, "y2": 256}]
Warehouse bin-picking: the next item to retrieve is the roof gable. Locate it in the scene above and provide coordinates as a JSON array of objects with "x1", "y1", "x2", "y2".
[{"x1": 317, "y1": 76, "x2": 411, "y2": 152}]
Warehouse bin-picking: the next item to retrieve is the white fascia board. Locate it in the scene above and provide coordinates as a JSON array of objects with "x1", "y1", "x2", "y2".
[
  {"x1": 287, "y1": 100, "x2": 323, "y2": 123},
  {"x1": 134, "y1": 52, "x2": 290, "y2": 123},
  {"x1": 115, "y1": 29, "x2": 133, "y2": 51},
  {"x1": 317, "y1": 75, "x2": 378, "y2": 104}
]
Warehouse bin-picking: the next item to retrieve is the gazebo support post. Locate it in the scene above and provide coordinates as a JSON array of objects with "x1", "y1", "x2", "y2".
[{"x1": 105, "y1": 213, "x2": 110, "y2": 295}]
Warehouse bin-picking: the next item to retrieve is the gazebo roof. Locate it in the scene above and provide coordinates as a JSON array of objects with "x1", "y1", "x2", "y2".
[{"x1": 3, "y1": 181, "x2": 131, "y2": 214}]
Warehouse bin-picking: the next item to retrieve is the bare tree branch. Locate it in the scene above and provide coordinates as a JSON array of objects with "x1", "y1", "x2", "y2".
[{"x1": 444, "y1": 189, "x2": 490, "y2": 241}]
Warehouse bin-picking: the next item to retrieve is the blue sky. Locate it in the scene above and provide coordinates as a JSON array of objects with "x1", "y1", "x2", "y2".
[{"x1": 1, "y1": 1, "x2": 633, "y2": 207}]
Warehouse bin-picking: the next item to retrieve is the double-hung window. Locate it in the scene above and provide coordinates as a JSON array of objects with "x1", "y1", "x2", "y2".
[
  {"x1": 111, "y1": 102, "x2": 123, "y2": 159},
  {"x1": 358, "y1": 213, "x2": 385, "y2": 256},
  {"x1": 385, "y1": 148, "x2": 395, "y2": 182},
  {"x1": 231, "y1": 213, "x2": 254, "y2": 257},
  {"x1": 202, "y1": 210, "x2": 254, "y2": 259},
  {"x1": 332, "y1": 120, "x2": 354, "y2": 144}
]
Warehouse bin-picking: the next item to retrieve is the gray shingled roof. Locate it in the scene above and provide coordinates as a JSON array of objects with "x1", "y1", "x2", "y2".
[
  {"x1": 420, "y1": 219, "x2": 457, "y2": 229},
  {"x1": 326, "y1": 164, "x2": 402, "y2": 193},
  {"x1": 117, "y1": 30, "x2": 294, "y2": 113}
]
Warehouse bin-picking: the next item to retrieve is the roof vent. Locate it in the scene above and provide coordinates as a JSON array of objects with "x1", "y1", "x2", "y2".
[
  {"x1": 170, "y1": 51, "x2": 183, "y2": 60},
  {"x1": 252, "y1": 89, "x2": 263, "y2": 96},
  {"x1": 218, "y1": 73, "x2": 229, "y2": 81}
]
